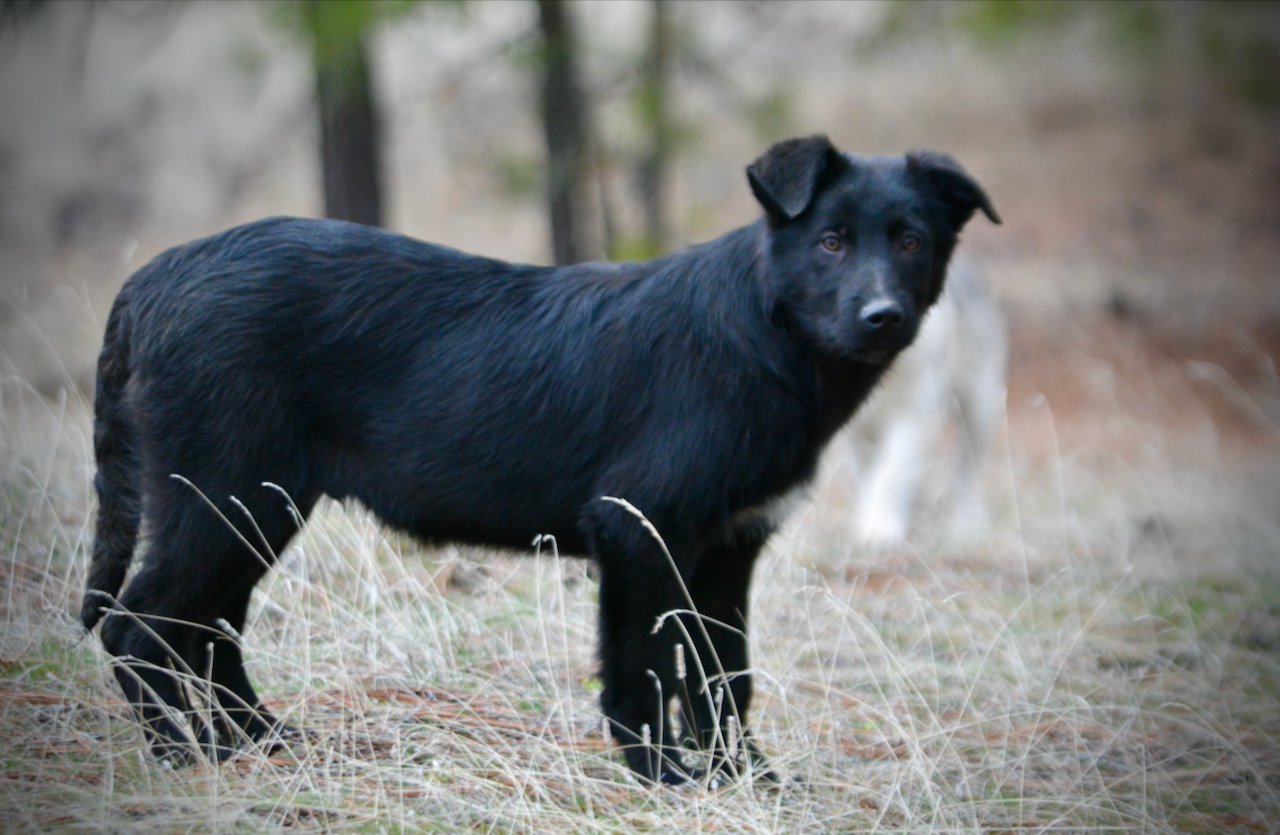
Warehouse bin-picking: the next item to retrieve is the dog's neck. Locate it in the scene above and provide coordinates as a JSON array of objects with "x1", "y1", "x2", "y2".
[{"x1": 812, "y1": 351, "x2": 891, "y2": 446}]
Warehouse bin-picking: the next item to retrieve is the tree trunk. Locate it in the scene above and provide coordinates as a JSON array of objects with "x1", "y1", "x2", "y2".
[
  {"x1": 311, "y1": 10, "x2": 383, "y2": 228},
  {"x1": 639, "y1": 0, "x2": 673, "y2": 253},
  {"x1": 536, "y1": 0, "x2": 599, "y2": 265}
]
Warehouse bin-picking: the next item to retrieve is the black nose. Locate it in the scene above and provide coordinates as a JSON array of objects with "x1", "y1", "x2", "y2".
[{"x1": 860, "y1": 299, "x2": 905, "y2": 331}]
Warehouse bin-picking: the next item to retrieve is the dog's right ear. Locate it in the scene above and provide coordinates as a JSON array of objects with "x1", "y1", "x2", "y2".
[
  {"x1": 747, "y1": 135, "x2": 837, "y2": 222},
  {"x1": 907, "y1": 151, "x2": 1001, "y2": 228}
]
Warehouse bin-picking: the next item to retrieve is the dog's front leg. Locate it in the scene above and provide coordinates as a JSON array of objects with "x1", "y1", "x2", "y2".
[
  {"x1": 583, "y1": 497, "x2": 695, "y2": 785},
  {"x1": 679, "y1": 520, "x2": 776, "y2": 783}
]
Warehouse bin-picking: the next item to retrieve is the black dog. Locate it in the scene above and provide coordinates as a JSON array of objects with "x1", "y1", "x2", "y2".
[{"x1": 82, "y1": 135, "x2": 998, "y2": 784}]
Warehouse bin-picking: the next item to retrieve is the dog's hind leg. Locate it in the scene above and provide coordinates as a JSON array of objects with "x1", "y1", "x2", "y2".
[
  {"x1": 187, "y1": 483, "x2": 317, "y2": 754},
  {"x1": 101, "y1": 574, "x2": 233, "y2": 764},
  {"x1": 103, "y1": 479, "x2": 305, "y2": 762}
]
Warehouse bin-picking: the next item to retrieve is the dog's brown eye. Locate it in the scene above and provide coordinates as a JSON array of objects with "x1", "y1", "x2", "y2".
[
  {"x1": 900, "y1": 233, "x2": 922, "y2": 253},
  {"x1": 820, "y1": 233, "x2": 842, "y2": 253}
]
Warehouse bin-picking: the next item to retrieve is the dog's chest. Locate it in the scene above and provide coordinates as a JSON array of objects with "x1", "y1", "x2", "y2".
[{"x1": 728, "y1": 484, "x2": 809, "y2": 535}]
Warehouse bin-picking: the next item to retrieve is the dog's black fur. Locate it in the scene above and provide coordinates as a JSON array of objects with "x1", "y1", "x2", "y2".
[{"x1": 83, "y1": 135, "x2": 998, "y2": 784}]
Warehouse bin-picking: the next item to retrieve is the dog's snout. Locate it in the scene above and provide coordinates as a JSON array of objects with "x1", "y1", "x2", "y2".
[{"x1": 860, "y1": 299, "x2": 905, "y2": 331}]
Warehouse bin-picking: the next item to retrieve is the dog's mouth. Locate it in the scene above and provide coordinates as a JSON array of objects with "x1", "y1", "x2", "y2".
[
  {"x1": 839, "y1": 325, "x2": 917, "y2": 366},
  {"x1": 811, "y1": 322, "x2": 909, "y2": 366},
  {"x1": 849, "y1": 347, "x2": 896, "y2": 365},
  {"x1": 824, "y1": 339, "x2": 899, "y2": 366}
]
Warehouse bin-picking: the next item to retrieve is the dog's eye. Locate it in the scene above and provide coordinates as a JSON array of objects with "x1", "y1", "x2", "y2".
[
  {"x1": 900, "y1": 232, "x2": 922, "y2": 253},
  {"x1": 820, "y1": 233, "x2": 842, "y2": 253}
]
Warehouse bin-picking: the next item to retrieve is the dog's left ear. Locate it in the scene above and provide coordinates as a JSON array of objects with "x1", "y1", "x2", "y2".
[
  {"x1": 747, "y1": 135, "x2": 838, "y2": 222},
  {"x1": 907, "y1": 151, "x2": 1001, "y2": 228}
]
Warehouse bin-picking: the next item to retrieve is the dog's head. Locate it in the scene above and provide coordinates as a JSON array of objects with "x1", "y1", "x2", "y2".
[{"x1": 749, "y1": 135, "x2": 999, "y2": 365}]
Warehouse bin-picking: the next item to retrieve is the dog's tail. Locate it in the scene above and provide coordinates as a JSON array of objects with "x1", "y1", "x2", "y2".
[{"x1": 81, "y1": 289, "x2": 142, "y2": 631}]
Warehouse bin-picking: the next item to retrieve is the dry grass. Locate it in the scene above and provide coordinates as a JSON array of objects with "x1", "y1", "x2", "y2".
[{"x1": 2, "y1": 313, "x2": 1278, "y2": 834}]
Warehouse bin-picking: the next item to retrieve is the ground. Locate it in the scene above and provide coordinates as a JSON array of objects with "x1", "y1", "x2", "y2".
[{"x1": 1, "y1": 2, "x2": 1277, "y2": 831}]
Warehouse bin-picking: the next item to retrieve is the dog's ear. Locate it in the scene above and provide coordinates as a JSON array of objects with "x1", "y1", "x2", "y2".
[
  {"x1": 907, "y1": 151, "x2": 1001, "y2": 228},
  {"x1": 747, "y1": 135, "x2": 838, "y2": 222}
]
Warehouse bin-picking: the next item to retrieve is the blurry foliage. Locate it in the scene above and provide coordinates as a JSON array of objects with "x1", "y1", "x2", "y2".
[
  {"x1": 495, "y1": 150, "x2": 541, "y2": 200},
  {"x1": 615, "y1": 0, "x2": 799, "y2": 256},
  {"x1": 627, "y1": 81, "x2": 699, "y2": 152},
  {"x1": 274, "y1": 0, "x2": 420, "y2": 60},
  {"x1": 745, "y1": 86, "x2": 797, "y2": 147},
  {"x1": 608, "y1": 234, "x2": 663, "y2": 263},
  {"x1": 949, "y1": 0, "x2": 1077, "y2": 49},
  {"x1": 630, "y1": 69, "x2": 666, "y2": 139},
  {"x1": 1200, "y1": 23, "x2": 1280, "y2": 109},
  {"x1": 1100, "y1": 1, "x2": 1166, "y2": 61},
  {"x1": 886, "y1": 0, "x2": 1280, "y2": 110},
  {"x1": 946, "y1": 0, "x2": 1168, "y2": 60}
]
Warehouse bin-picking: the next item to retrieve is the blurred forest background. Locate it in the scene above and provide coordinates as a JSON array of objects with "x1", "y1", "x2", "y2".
[
  {"x1": 1, "y1": 1, "x2": 1277, "y2": 390},
  {"x1": 1, "y1": 0, "x2": 1278, "y2": 478},
  {"x1": 3, "y1": 0, "x2": 1278, "y2": 536},
  {"x1": 1, "y1": 1, "x2": 1279, "y2": 830}
]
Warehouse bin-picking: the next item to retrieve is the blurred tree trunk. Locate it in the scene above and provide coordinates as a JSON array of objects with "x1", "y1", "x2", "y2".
[
  {"x1": 638, "y1": 0, "x2": 673, "y2": 253},
  {"x1": 307, "y1": 3, "x2": 383, "y2": 228},
  {"x1": 536, "y1": 0, "x2": 600, "y2": 264}
]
